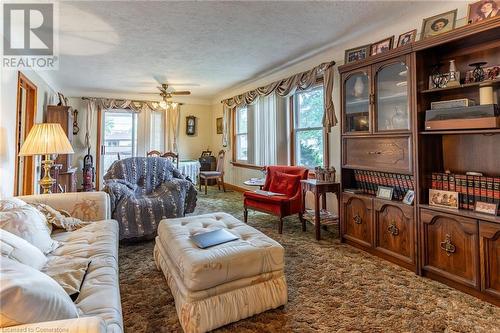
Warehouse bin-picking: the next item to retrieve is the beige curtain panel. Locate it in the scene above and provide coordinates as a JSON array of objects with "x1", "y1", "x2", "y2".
[{"x1": 221, "y1": 61, "x2": 337, "y2": 131}]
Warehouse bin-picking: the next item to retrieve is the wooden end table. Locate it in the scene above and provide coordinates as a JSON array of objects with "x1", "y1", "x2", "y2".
[{"x1": 300, "y1": 179, "x2": 341, "y2": 240}]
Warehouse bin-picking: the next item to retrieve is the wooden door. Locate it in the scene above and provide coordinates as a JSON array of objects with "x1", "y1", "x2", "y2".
[
  {"x1": 374, "y1": 199, "x2": 414, "y2": 264},
  {"x1": 421, "y1": 209, "x2": 480, "y2": 289},
  {"x1": 479, "y1": 221, "x2": 500, "y2": 299},
  {"x1": 342, "y1": 193, "x2": 373, "y2": 247}
]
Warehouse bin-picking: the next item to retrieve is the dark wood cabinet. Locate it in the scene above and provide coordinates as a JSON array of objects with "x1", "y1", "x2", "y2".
[
  {"x1": 420, "y1": 209, "x2": 479, "y2": 289},
  {"x1": 374, "y1": 199, "x2": 414, "y2": 268},
  {"x1": 342, "y1": 193, "x2": 373, "y2": 247},
  {"x1": 479, "y1": 221, "x2": 500, "y2": 299},
  {"x1": 46, "y1": 105, "x2": 74, "y2": 172},
  {"x1": 342, "y1": 135, "x2": 412, "y2": 174}
]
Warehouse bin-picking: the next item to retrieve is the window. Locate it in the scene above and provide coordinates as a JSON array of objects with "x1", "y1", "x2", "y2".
[
  {"x1": 102, "y1": 111, "x2": 138, "y2": 173},
  {"x1": 293, "y1": 86, "x2": 325, "y2": 167},
  {"x1": 234, "y1": 94, "x2": 288, "y2": 166}
]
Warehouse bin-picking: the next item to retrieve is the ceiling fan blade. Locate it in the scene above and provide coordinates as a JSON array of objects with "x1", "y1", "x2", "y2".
[
  {"x1": 157, "y1": 86, "x2": 167, "y2": 93},
  {"x1": 171, "y1": 91, "x2": 191, "y2": 95},
  {"x1": 153, "y1": 75, "x2": 167, "y2": 85}
]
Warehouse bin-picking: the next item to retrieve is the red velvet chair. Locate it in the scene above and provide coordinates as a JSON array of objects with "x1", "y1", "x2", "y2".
[{"x1": 243, "y1": 166, "x2": 309, "y2": 234}]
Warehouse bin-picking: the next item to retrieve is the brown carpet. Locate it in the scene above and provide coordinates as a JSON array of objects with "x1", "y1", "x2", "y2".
[{"x1": 119, "y1": 187, "x2": 500, "y2": 333}]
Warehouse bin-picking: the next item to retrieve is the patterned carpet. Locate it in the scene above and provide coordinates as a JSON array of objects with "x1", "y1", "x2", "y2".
[{"x1": 119, "y1": 187, "x2": 500, "y2": 333}]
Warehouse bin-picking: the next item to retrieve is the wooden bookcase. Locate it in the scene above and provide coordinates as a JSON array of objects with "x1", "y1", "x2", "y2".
[{"x1": 339, "y1": 17, "x2": 500, "y2": 305}]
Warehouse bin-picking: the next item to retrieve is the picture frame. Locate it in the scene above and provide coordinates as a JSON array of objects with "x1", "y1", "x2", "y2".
[
  {"x1": 186, "y1": 115, "x2": 196, "y2": 136},
  {"x1": 403, "y1": 190, "x2": 415, "y2": 205},
  {"x1": 376, "y1": 186, "x2": 394, "y2": 200},
  {"x1": 370, "y1": 36, "x2": 394, "y2": 56},
  {"x1": 467, "y1": 0, "x2": 500, "y2": 24},
  {"x1": 474, "y1": 201, "x2": 498, "y2": 216},
  {"x1": 344, "y1": 44, "x2": 370, "y2": 64},
  {"x1": 397, "y1": 29, "x2": 417, "y2": 47},
  {"x1": 421, "y1": 9, "x2": 457, "y2": 40},
  {"x1": 216, "y1": 117, "x2": 223, "y2": 134},
  {"x1": 429, "y1": 189, "x2": 459, "y2": 209}
]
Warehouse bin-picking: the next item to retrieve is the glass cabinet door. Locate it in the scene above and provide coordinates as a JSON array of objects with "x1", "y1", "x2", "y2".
[
  {"x1": 344, "y1": 71, "x2": 370, "y2": 133},
  {"x1": 375, "y1": 61, "x2": 410, "y2": 132}
]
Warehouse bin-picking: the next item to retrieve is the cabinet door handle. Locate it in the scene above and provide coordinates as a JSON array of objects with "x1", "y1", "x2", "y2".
[
  {"x1": 387, "y1": 221, "x2": 399, "y2": 236},
  {"x1": 440, "y1": 234, "x2": 456, "y2": 256},
  {"x1": 368, "y1": 151, "x2": 382, "y2": 155},
  {"x1": 353, "y1": 214, "x2": 362, "y2": 224}
]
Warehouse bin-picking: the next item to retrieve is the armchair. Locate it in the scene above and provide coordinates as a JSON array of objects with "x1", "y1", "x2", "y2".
[
  {"x1": 243, "y1": 166, "x2": 308, "y2": 234},
  {"x1": 103, "y1": 157, "x2": 197, "y2": 241}
]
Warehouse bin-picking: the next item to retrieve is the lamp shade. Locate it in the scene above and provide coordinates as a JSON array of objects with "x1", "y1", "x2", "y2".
[{"x1": 19, "y1": 123, "x2": 74, "y2": 156}]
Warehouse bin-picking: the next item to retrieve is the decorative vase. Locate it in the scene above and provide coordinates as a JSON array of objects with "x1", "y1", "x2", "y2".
[
  {"x1": 353, "y1": 76, "x2": 364, "y2": 98},
  {"x1": 447, "y1": 60, "x2": 459, "y2": 87},
  {"x1": 469, "y1": 62, "x2": 487, "y2": 82}
]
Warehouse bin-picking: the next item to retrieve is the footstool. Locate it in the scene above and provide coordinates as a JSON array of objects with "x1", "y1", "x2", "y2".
[{"x1": 153, "y1": 212, "x2": 287, "y2": 333}]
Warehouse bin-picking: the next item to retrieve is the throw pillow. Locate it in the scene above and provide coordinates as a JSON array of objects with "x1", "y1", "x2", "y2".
[
  {"x1": 269, "y1": 172, "x2": 302, "y2": 197},
  {"x1": 42, "y1": 256, "x2": 91, "y2": 301},
  {"x1": 0, "y1": 205, "x2": 59, "y2": 254},
  {"x1": 0, "y1": 256, "x2": 79, "y2": 328},
  {"x1": 0, "y1": 229, "x2": 47, "y2": 270},
  {"x1": 0, "y1": 198, "x2": 27, "y2": 211},
  {"x1": 30, "y1": 203, "x2": 90, "y2": 232}
]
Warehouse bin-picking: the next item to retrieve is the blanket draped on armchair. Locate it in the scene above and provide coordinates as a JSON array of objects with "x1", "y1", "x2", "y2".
[{"x1": 103, "y1": 157, "x2": 197, "y2": 240}]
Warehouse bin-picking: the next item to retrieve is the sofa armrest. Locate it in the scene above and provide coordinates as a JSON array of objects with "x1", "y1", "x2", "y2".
[
  {"x1": 18, "y1": 192, "x2": 111, "y2": 221},
  {"x1": 0, "y1": 317, "x2": 106, "y2": 333}
]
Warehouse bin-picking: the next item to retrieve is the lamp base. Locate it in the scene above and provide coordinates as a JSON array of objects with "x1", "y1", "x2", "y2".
[{"x1": 39, "y1": 155, "x2": 55, "y2": 194}]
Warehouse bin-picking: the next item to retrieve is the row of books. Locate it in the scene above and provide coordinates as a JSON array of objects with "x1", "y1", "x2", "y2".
[
  {"x1": 353, "y1": 170, "x2": 415, "y2": 200},
  {"x1": 431, "y1": 172, "x2": 500, "y2": 213}
]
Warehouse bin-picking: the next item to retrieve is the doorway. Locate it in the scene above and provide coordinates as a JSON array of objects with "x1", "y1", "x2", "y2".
[{"x1": 14, "y1": 72, "x2": 37, "y2": 196}]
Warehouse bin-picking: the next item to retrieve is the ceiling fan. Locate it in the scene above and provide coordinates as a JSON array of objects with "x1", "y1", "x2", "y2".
[{"x1": 157, "y1": 83, "x2": 191, "y2": 101}]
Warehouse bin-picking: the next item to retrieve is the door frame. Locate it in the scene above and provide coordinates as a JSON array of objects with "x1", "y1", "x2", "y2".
[{"x1": 14, "y1": 72, "x2": 37, "y2": 196}]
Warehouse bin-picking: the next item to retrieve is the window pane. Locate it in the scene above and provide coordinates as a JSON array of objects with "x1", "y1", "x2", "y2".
[
  {"x1": 296, "y1": 87, "x2": 323, "y2": 129},
  {"x1": 237, "y1": 134, "x2": 248, "y2": 161},
  {"x1": 103, "y1": 112, "x2": 137, "y2": 172},
  {"x1": 237, "y1": 107, "x2": 247, "y2": 133},
  {"x1": 295, "y1": 129, "x2": 323, "y2": 167},
  {"x1": 150, "y1": 111, "x2": 164, "y2": 151}
]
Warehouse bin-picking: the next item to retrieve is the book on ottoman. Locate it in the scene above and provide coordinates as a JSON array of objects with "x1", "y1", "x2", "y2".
[{"x1": 190, "y1": 228, "x2": 239, "y2": 249}]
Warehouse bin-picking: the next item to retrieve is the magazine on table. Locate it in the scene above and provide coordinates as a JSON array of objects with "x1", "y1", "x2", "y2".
[{"x1": 254, "y1": 189, "x2": 286, "y2": 197}]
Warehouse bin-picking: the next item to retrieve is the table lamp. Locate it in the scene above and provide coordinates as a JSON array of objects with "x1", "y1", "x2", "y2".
[{"x1": 18, "y1": 123, "x2": 74, "y2": 194}]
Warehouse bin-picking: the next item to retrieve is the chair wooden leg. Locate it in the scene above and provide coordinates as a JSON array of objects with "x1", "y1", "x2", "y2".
[
  {"x1": 278, "y1": 217, "x2": 283, "y2": 234},
  {"x1": 217, "y1": 179, "x2": 220, "y2": 190},
  {"x1": 299, "y1": 213, "x2": 306, "y2": 232},
  {"x1": 244, "y1": 207, "x2": 248, "y2": 223},
  {"x1": 221, "y1": 177, "x2": 226, "y2": 192},
  {"x1": 204, "y1": 179, "x2": 208, "y2": 195}
]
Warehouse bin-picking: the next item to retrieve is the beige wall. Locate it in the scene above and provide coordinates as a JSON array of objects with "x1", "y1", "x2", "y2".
[{"x1": 0, "y1": 70, "x2": 58, "y2": 199}]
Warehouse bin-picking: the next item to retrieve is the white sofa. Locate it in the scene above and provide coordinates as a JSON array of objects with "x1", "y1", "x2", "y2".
[{"x1": 1, "y1": 192, "x2": 123, "y2": 333}]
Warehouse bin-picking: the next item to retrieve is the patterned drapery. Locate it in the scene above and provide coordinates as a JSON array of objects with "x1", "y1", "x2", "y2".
[{"x1": 221, "y1": 61, "x2": 337, "y2": 132}]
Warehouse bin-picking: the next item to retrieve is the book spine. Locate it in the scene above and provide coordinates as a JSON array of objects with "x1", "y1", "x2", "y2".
[
  {"x1": 480, "y1": 177, "x2": 487, "y2": 203},
  {"x1": 396, "y1": 174, "x2": 404, "y2": 200},
  {"x1": 436, "y1": 173, "x2": 443, "y2": 190},
  {"x1": 494, "y1": 177, "x2": 500, "y2": 215},
  {"x1": 455, "y1": 175, "x2": 463, "y2": 209},
  {"x1": 431, "y1": 173, "x2": 437, "y2": 189},
  {"x1": 474, "y1": 176, "x2": 481, "y2": 209},
  {"x1": 487, "y1": 177, "x2": 494, "y2": 204},
  {"x1": 443, "y1": 173, "x2": 449, "y2": 191},
  {"x1": 368, "y1": 171, "x2": 375, "y2": 195},
  {"x1": 409, "y1": 175, "x2": 415, "y2": 191},
  {"x1": 467, "y1": 175, "x2": 474, "y2": 210},
  {"x1": 448, "y1": 174, "x2": 455, "y2": 192},
  {"x1": 461, "y1": 175, "x2": 468, "y2": 210}
]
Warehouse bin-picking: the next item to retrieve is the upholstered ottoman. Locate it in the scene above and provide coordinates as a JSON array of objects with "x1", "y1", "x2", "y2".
[{"x1": 153, "y1": 212, "x2": 287, "y2": 333}]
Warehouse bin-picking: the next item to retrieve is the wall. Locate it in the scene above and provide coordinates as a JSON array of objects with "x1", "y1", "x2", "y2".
[
  {"x1": 210, "y1": 1, "x2": 471, "y2": 213},
  {"x1": 0, "y1": 70, "x2": 58, "y2": 199}
]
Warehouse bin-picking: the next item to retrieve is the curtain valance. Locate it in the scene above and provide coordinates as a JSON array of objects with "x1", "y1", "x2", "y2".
[
  {"x1": 221, "y1": 61, "x2": 337, "y2": 131},
  {"x1": 84, "y1": 97, "x2": 166, "y2": 113}
]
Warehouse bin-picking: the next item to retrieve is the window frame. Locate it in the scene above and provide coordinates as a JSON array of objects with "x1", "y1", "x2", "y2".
[{"x1": 234, "y1": 106, "x2": 249, "y2": 164}]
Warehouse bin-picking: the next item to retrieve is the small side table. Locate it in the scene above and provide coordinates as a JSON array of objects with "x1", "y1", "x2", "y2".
[
  {"x1": 300, "y1": 179, "x2": 341, "y2": 240},
  {"x1": 243, "y1": 178, "x2": 265, "y2": 189}
]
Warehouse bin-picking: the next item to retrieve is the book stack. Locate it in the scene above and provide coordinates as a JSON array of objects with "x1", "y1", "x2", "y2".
[
  {"x1": 353, "y1": 170, "x2": 415, "y2": 200},
  {"x1": 431, "y1": 172, "x2": 500, "y2": 214}
]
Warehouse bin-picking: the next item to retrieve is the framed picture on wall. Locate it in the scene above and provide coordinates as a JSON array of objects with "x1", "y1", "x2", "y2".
[
  {"x1": 344, "y1": 44, "x2": 370, "y2": 64},
  {"x1": 370, "y1": 36, "x2": 394, "y2": 56},
  {"x1": 186, "y1": 116, "x2": 196, "y2": 136},
  {"x1": 216, "y1": 117, "x2": 223, "y2": 134},
  {"x1": 397, "y1": 29, "x2": 417, "y2": 47},
  {"x1": 421, "y1": 9, "x2": 457, "y2": 39},
  {"x1": 467, "y1": 0, "x2": 500, "y2": 24}
]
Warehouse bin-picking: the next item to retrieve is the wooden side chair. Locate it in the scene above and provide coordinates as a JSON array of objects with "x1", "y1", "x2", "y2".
[
  {"x1": 147, "y1": 150, "x2": 161, "y2": 157},
  {"x1": 199, "y1": 150, "x2": 225, "y2": 195},
  {"x1": 162, "y1": 151, "x2": 179, "y2": 168}
]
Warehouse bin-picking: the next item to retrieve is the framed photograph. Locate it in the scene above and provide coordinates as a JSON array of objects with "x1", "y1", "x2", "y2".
[
  {"x1": 474, "y1": 201, "x2": 498, "y2": 216},
  {"x1": 429, "y1": 189, "x2": 459, "y2": 209},
  {"x1": 344, "y1": 44, "x2": 370, "y2": 64},
  {"x1": 397, "y1": 29, "x2": 417, "y2": 47},
  {"x1": 186, "y1": 116, "x2": 196, "y2": 136},
  {"x1": 370, "y1": 36, "x2": 394, "y2": 56},
  {"x1": 468, "y1": 0, "x2": 500, "y2": 24},
  {"x1": 376, "y1": 186, "x2": 394, "y2": 200},
  {"x1": 403, "y1": 190, "x2": 415, "y2": 205},
  {"x1": 216, "y1": 117, "x2": 223, "y2": 134},
  {"x1": 421, "y1": 10, "x2": 457, "y2": 39}
]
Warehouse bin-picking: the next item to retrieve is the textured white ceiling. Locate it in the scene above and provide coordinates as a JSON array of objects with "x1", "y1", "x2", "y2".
[{"x1": 53, "y1": 1, "x2": 439, "y2": 102}]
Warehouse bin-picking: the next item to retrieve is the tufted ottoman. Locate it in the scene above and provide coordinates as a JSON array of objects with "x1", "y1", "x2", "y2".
[{"x1": 153, "y1": 212, "x2": 287, "y2": 333}]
